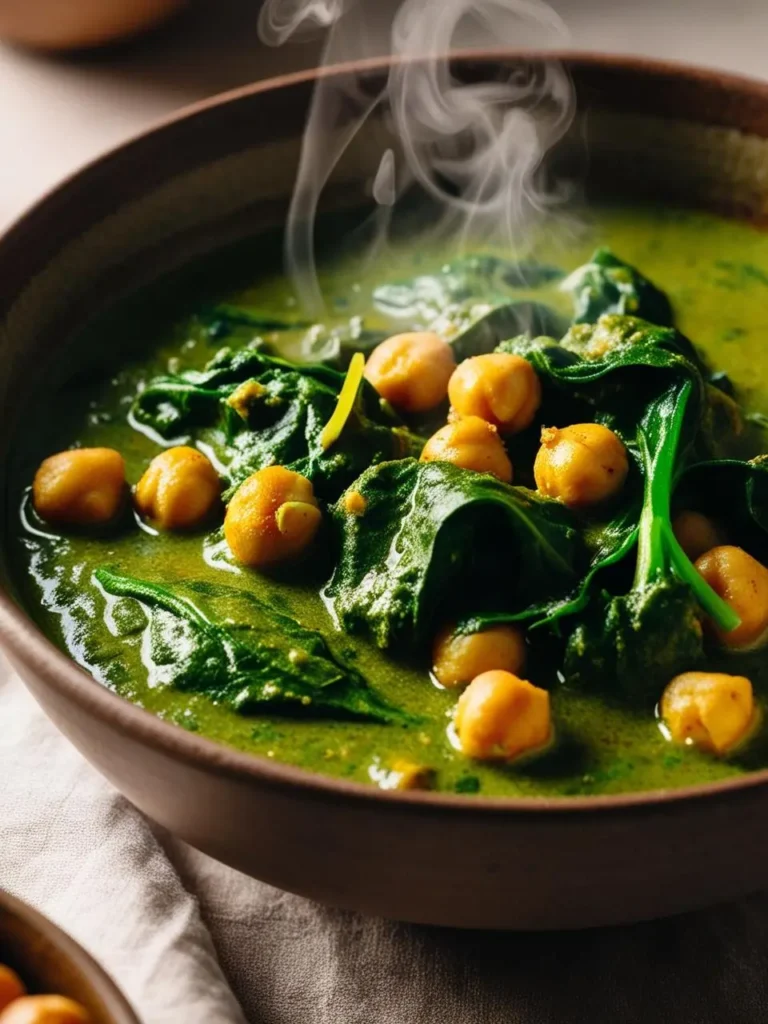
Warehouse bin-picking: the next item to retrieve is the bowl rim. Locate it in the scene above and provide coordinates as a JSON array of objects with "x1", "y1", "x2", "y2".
[
  {"x1": 0, "y1": 889, "x2": 140, "y2": 1023},
  {"x1": 3, "y1": 50, "x2": 768, "y2": 817}
]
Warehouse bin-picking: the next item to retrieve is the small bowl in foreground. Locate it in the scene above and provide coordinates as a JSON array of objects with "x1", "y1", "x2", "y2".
[{"x1": 0, "y1": 890, "x2": 139, "y2": 1023}]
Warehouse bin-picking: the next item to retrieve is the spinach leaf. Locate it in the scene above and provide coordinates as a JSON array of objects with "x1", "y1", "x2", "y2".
[
  {"x1": 95, "y1": 568, "x2": 413, "y2": 724},
  {"x1": 500, "y1": 316, "x2": 696, "y2": 381},
  {"x1": 200, "y1": 304, "x2": 312, "y2": 342},
  {"x1": 498, "y1": 316, "x2": 710, "y2": 444},
  {"x1": 561, "y1": 248, "x2": 674, "y2": 326},
  {"x1": 131, "y1": 347, "x2": 421, "y2": 501},
  {"x1": 677, "y1": 456, "x2": 768, "y2": 559},
  {"x1": 372, "y1": 254, "x2": 564, "y2": 322},
  {"x1": 324, "y1": 459, "x2": 585, "y2": 650},
  {"x1": 447, "y1": 302, "x2": 568, "y2": 362},
  {"x1": 558, "y1": 313, "x2": 697, "y2": 366},
  {"x1": 142, "y1": 345, "x2": 343, "y2": 403},
  {"x1": 478, "y1": 317, "x2": 741, "y2": 701},
  {"x1": 371, "y1": 254, "x2": 566, "y2": 360},
  {"x1": 559, "y1": 380, "x2": 733, "y2": 701}
]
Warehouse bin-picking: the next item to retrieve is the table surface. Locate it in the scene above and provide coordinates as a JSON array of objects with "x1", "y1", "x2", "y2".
[{"x1": 4, "y1": 3, "x2": 768, "y2": 1022}]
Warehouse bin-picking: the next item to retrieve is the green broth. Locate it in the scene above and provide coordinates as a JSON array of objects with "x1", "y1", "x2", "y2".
[{"x1": 11, "y1": 202, "x2": 768, "y2": 797}]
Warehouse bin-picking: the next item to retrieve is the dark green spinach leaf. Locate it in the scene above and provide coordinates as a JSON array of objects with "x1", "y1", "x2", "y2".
[
  {"x1": 131, "y1": 347, "x2": 421, "y2": 501},
  {"x1": 475, "y1": 318, "x2": 740, "y2": 701},
  {"x1": 676, "y1": 456, "x2": 768, "y2": 559},
  {"x1": 95, "y1": 568, "x2": 413, "y2": 724},
  {"x1": 200, "y1": 304, "x2": 312, "y2": 342},
  {"x1": 325, "y1": 459, "x2": 585, "y2": 650},
  {"x1": 559, "y1": 380, "x2": 735, "y2": 700},
  {"x1": 448, "y1": 302, "x2": 568, "y2": 361},
  {"x1": 561, "y1": 248, "x2": 674, "y2": 326},
  {"x1": 372, "y1": 254, "x2": 564, "y2": 322}
]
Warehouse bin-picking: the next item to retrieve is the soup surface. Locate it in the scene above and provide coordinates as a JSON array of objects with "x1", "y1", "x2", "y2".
[{"x1": 11, "y1": 203, "x2": 768, "y2": 797}]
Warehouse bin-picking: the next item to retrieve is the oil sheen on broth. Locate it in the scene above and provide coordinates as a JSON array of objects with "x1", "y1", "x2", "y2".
[{"x1": 12, "y1": 203, "x2": 768, "y2": 798}]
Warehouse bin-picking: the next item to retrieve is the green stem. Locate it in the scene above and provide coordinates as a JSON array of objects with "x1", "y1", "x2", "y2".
[{"x1": 632, "y1": 378, "x2": 741, "y2": 633}]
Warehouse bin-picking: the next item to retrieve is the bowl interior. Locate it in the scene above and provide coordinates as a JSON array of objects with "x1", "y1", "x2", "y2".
[{"x1": 3, "y1": 54, "x2": 768, "y2": 802}]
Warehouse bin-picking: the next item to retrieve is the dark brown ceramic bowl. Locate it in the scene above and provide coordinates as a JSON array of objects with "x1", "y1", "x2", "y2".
[
  {"x1": 0, "y1": 890, "x2": 139, "y2": 1023},
  {"x1": 3, "y1": 54, "x2": 768, "y2": 931}
]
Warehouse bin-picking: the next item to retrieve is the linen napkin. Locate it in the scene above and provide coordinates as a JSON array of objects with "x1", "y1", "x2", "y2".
[{"x1": 0, "y1": 659, "x2": 247, "y2": 1024}]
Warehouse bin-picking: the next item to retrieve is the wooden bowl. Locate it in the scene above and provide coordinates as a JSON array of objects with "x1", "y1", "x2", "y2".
[
  {"x1": 2, "y1": 54, "x2": 768, "y2": 930},
  {"x1": 0, "y1": 890, "x2": 139, "y2": 1023}
]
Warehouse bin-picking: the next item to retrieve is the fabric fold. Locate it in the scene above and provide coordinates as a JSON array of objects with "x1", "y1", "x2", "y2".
[{"x1": 0, "y1": 662, "x2": 247, "y2": 1024}]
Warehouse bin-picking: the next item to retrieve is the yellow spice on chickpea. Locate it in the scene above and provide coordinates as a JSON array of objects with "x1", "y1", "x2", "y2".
[
  {"x1": 455, "y1": 670, "x2": 551, "y2": 761},
  {"x1": 134, "y1": 446, "x2": 221, "y2": 530},
  {"x1": 224, "y1": 465, "x2": 322, "y2": 568},
  {"x1": 660, "y1": 671, "x2": 754, "y2": 754},
  {"x1": 420, "y1": 416, "x2": 513, "y2": 483},
  {"x1": 364, "y1": 331, "x2": 455, "y2": 413},
  {"x1": 534, "y1": 422, "x2": 629, "y2": 507},
  {"x1": 432, "y1": 624, "x2": 525, "y2": 688},
  {"x1": 695, "y1": 545, "x2": 768, "y2": 649},
  {"x1": 33, "y1": 448, "x2": 126, "y2": 527},
  {"x1": 448, "y1": 352, "x2": 541, "y2": 434}
]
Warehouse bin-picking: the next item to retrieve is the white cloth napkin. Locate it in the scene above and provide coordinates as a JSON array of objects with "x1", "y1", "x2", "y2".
[{"x1": 0, "y1": 660, "x2": 248, "y2": 1024}]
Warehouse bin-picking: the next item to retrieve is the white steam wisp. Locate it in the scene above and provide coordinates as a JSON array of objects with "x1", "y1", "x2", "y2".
[{"x1": 258, "y1": 0, "x2": 575, "y2": 316}]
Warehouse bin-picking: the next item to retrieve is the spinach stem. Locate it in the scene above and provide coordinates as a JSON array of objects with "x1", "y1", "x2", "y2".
[{"x1": 632, "y1": 378, "x2": 741, "y2": 633}]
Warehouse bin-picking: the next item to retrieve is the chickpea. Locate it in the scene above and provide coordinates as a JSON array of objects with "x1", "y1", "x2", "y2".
[
  {"x1": 224, "y1": 466, "x2": 322, "y2": 568},
  {"x1": 660, "y1": 671, "x2": 754, "y2": 754},
  {"x1": 376, "y1": 759, "x2": 434, "y2": 791},
  {"x1": 134, "y1": 446, "x2": 221, "y2": 530},
  {"x1": 364, "y1": 332, "x2": 456, "y2": 413},
  {"x1": 695, "y1": 545, "x2": 768, "y2": 649},
  {"x1": 534, "y1": 423, "x2": 629, "y2": 507},
  {"x1": 447, "y1": 353, "x2": 541, "y2": 434},
  {"x1": 432, "y1": 624, "x2": 525, "y2": 688},
  {"x1": 0, "y1": 995, "x2": 91, "y2": 1023},
  {"x1": 0, "y1": 966, "x2": 24, "y2": 1012},
  {"x1": 420, "y1": 416, "x2": 513, "y2": 483},
  {"x1": 455, "y1": 670, "x2": 551, "y2": 761},
  {"x1": 33, "y1": 448, "x2": 125, "y2": 527},
  {"x1": 672, "y1": 510, "x2": 723, "y2": 562}
]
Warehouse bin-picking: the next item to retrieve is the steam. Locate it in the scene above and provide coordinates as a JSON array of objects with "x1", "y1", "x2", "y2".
[{"x1": 258, "y1": 0, "x2": 575, "y2": 316}]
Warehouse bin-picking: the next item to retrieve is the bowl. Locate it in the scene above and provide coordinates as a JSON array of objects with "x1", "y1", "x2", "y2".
[
  {"x1": 0, "y1": 0, "x2": 186, "y2": 50},
  {"x1": 0, "y1": 890, "x2": 139, "y2": 1023},
  {"x1": 2, "y1": 54, "x2": 768, "y2": 930}
]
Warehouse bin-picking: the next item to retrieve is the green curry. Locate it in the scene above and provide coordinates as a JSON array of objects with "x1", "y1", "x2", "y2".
[{"x1": 12, "y1": 202, "x2": 768, "y2": 797}]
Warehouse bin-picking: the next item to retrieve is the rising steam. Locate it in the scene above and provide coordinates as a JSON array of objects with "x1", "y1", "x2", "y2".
[{"x1": 258, "y1": 0, "x2": 575, "y2": 316}]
